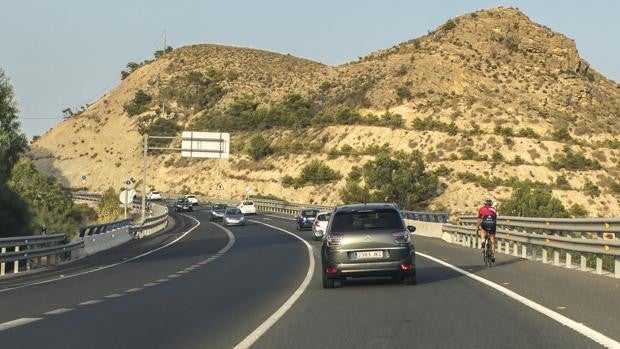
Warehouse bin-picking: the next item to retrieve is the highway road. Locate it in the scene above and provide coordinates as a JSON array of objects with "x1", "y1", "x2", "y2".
[{"x1": 0, "y1": 209, "x2": 618, "y2": 348}]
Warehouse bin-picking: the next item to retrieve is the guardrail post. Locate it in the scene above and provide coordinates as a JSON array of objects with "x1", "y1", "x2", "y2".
[
  {"x1": 580, "y1": 254, "x2": 587, "y2": 271},
  {"x1": 521, "y1": 244, "x2": 527, "y2": 259},
  {"x1": 513, "y1": 242, "x2": 519, "y2": 257},
  {"x1": 496, "y1": 240, "x2": 502, "y2": 254},
  {"x1": 615, "y1": 256, "x2": 620, "y2": 278},
  {"x1": 595, "y1": 256, "x2": 603, "y2": 275},
  {"x1": 542, "y1": 248, "x2": 548, "y2": 263},
  {"x1": 13, "y1": 246, "x2": 20, "y2": 273},
  {"x1": 504, "y1": 240, "x2": 510, "y2": 254},
  {"x1": 566, "y1": 251, "x2": 572, "y2": 268},
  {"x1": 1, "y1": 247, "x2": 5, "y2": 275},
  {"x1": 554, "y1": 250, "x2": 560, "y2": 266}
]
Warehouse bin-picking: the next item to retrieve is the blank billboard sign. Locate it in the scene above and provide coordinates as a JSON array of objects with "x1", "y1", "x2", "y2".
[{"x1": 181, "y1": 131, "x2": 230, "y2": 159}]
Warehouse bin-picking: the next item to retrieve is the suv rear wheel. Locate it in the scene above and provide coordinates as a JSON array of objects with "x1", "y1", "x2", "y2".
[
  {"x1": 322, "y1": 271, "x2": 336, "y2": 289},
  {"x1": 403, "y1": 273, "x2": 417, "y2": 286}
]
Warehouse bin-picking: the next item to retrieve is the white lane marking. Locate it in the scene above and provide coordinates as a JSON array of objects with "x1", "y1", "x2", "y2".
[
  {"x1": 0, "y1": 318, "x2": 42, "y2": 331},
  {"x1": 168, "y1": 274, "x2": 181, "y2": 278},
  {"x1": 262, "y1": 218, "x2": 272, "y2": 221},
  {"x1": 234, "y1": 220, "x2": 314, "y2": 349},
  {"x1": 124, "y1": 288, "x2": 143, "y2": 293},
  {"x1": 105, "y1": 293, "x2": 123, "y2": 298},
  {"x1": 143, "y1": 283, "x2": 158, "y2": 287},
  {"x1": 417, "y1": 252, "x2": 620, "y2": 348},
  {"x1": 156, "y1": 278, "x2": 169, "y2": 283},
  {"x1": 0, "y1": 214, "x2": 202, "y2": 294},
  {"x1": 177, "y1": 270, "x2": 189, "y2": 274},
  {"x1": 44, "y1": 308, "x2": 73, "y2": 315},
  {"x1": 260, "y1": 213, "x2": 295, "y2": 221},
  {"x1": 78, "y1": 299, "x2": 102, "y2": 306}
]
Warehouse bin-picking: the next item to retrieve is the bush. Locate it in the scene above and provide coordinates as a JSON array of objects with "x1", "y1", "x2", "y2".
[
  {"x1": 554, "y1": 175, "x2": 571, "y2": 189},
  {"x1": 583, "y1": 179, "x2": 601, "y2": 197},
  {"x1": 247, "y1": 135, "x2": 272, "y2": 160},
  {"x1": 443, "y1": 19, "x2": 456, "y2": 31},
  {"x1": 412, "y1": 116, "x2": 459, "y2": 135},
  {"x1": 339, "y1": 151, "x2": 439, "y2": 210},
  {"x1": 549, "y1": 147, "x2": 602, "y2": 171},
  {"x1": 283, "y1": 161, "x2": 341, "y2": 188},
  {"x1": 568, "y1": 204, "x2": 588, "y2": 217},
  {"x1": 500, "y1": 180, "x2": 568, "y2": 217},
  {"x1": 491, "y1": 150, "x2": 504, "y2": 163},
  {"x1": 395, "y1": 86, "x2": 412, "y2": 100},
  {"x1": 516, "y1": 127, "x2": 540, "y2": 139},
  {"x1": 552, "y1": 127, "x2": 572, "y2": 142},
  {"x1": 97, "y1": 187, "x2": 123, "y2": 222},
  {"x1": 123, "y1": 90, "x2": 152, "y2": 116}
]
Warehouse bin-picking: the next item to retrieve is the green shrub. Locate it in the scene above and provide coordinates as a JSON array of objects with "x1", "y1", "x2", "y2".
[
  {"x1": 412, "y1": 116, "x2": 459, "y2": 135},
  {"x1": 500, "y1": 180, "x2": 568, "y2": 217},
  {"x1": 443, "y1": 19, "x2": 456, "y2": 31},
  {"x1": 549, "y1": 147, "x2": 602, "y2": 171},
  {"x1": 247, "y1": 135, "x2": 272, "y2": 160},
  {"x1": 395, "y1": 86, "x2": 412, "y2": 100},
  {"x1": 583, "y1": 179, "x2": 601, "y2": 197},
  {"x1": 552, "y1": 127, "x2": 572, "y2": 142},
  {"x1": 516, "y1": 127, "x2": 540, "y2": 139},
  {"x1": 433, "y1": 164, "x2": 451, "y2": 177},
  {"x1": 494, "y1": 125, "x2": 514, "y2": 137},
  {"x1": 123, "y1": 90, "x2": 152, "y2": 116},
  {"x1": 554, "y1": 175, "x2": 571, "y2": 189},
  {"x1": 339, "y1": 151, "x2": 439, "y2": 210},
  {"x1": 568, "y1": 204, "x2": 588, "y2": 217},
  {"x1": 491, "y1": 150, "x2": 504, "y2": 163}
]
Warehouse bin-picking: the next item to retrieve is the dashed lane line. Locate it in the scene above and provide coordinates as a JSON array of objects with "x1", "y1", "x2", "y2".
[
  {"x1": 44, "y1": 308, "x2": 73, "y2": 315},
  {"x1": 0, "y1": 318, "x2": 42, "y2": 331},
  {"x1": 124, "y1": 288, "x2": 143, "y2": 293},
  {"x1": 105, "y1": 293, "x2": 123, "y2": 299},
  {"x1": 78, "y1": 300, "x2": 103, "y2": 306}
]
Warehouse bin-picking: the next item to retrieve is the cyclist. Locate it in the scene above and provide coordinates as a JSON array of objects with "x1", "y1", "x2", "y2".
[{"x1": 477, "y1": 198, "x2": 497, "y2": 260}]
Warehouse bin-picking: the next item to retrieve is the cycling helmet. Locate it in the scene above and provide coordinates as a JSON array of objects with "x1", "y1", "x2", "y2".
[{"x1": 483, "y1": 198, "x2": 493, "y2": 206}]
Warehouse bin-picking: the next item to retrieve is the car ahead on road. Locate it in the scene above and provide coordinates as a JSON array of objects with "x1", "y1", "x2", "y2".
[
  {"x1": 321, "y1": 203, "x2": 417, "y2": 289},
  {"x1": 296, "y1": 208, "x2": 319, "y2": 231},
  {"x1": 312, "y1": 211, "x2": 331, "y2": 240},
  {"x1": 223, "y1": 207, "x2": 246, "y2": 226},
  {"x1": 184, "y1": 195, "x2": 199, "y2": 206},
  {"x1": 175, "y1": 197, "x2": 193, "y2": 212},
  {"x1": 238, "y1": 200, "x2": 256, "y2": 215},
  {"x1": 147, "y1": 191, "x2": 162, "y2": 200},
  {"x1": 210, "y1": 203, "x2": 228, "y2": 221}
]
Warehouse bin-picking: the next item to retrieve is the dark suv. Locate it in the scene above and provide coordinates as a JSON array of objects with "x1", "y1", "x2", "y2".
[
  {"x1": 296, "y1": 208, "x2": 319, "y2": 231},
  {"x1": 321, "y1": 203, "x2": 416, "y2": 288},
  {"x1": 175, "y1": 197, "x2": 193, "y2": 212}
]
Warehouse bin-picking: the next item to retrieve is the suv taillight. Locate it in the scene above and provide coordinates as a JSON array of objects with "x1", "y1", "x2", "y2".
[
  {"x1": 326, "y1": 233, "x2": 343, "y2": 247},
  {"x1": 392, "y1": 230, "x2": 410, "y2": 244}
]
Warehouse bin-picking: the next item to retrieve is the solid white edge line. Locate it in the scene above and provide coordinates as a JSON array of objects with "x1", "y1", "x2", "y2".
[
  {"x1": 233, "y1": 220, "x2": 314, "y2": 349},
  {"x1": 417, "y1": 252, "x2": 620, "y2": 348},
  {"x1": 78, "y1": 299, "x2": 102, "y2": 306},
  {"x1": 0, "y1": 318, "x2": 42, "y2": 331},
  {"x1": 0, "y1": 214, "x2": 202, "y2": 294}
]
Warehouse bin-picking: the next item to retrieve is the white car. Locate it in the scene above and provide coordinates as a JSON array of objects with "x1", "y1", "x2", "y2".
[
  {"x1": 238, "y1": 200, "x2": 256, "y2": 215},
  {"x1": 312, "y1": 211, "x2": 331, "y2": 240},
  {"x1": 147, "y1": 191, "x2": 162, "y2": 200},
  {"x1": 184, "y1": 195, "x2": 199, "y2": 206}
]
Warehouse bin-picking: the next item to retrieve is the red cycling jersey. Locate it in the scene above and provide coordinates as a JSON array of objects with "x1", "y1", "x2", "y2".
[{"x1": 478, "y1": 206, "x2": 497, "y2": 218}]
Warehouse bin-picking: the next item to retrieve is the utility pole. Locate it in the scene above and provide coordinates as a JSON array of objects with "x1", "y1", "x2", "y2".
[
  {"x1": 161, "y1": 31, "x2": 166, "y2": 118},
  {"x1": 142, "y1": 134, "x2": 148, "y2": 223}
]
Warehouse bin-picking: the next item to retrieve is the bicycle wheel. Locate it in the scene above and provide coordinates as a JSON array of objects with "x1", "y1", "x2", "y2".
[{"x1": 484, "y1": 238, "x2": 492, "y2": 267}]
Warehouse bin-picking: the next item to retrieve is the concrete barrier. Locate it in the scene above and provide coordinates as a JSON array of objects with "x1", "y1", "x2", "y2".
[
  {"x1": 404, "y1": 219, "x2": 444, "y2": 239},
  {"x1": 77, "y1": 226, "x2": 132, "y2": 257}
]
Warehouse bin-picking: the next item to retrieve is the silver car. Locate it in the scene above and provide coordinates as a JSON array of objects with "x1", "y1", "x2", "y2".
[
  {"x1": 321, "y1": 203, "x2": 416, "y2": 288},
  {"x1": 223, "y1": 207, "x2": 245, "y2": 226}
]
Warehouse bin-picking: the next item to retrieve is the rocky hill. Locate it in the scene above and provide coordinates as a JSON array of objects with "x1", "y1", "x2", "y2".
[{"x1": 29, "y1": 7, "x2": 620, "y2": 217}]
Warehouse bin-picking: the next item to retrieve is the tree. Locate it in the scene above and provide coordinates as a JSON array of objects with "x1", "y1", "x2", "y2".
[
  {"x1": 97, "y1": 187, "x2": 123, "y2": 223},
  {"x1": 0, "y1": 69, "x2": 30, "y2": 237},
  {"x1": 247, "y1": 134, "x2": 272, "y2": 160},
  {"x1": 340, "y1": 151, "x2": 439, "y2": 210},
  {"x1": 0, "y1": 69, "x2": 28, "y2": 182},
  {"x1": 500, "y1": 180, "x2": 568, "y2": 218}
]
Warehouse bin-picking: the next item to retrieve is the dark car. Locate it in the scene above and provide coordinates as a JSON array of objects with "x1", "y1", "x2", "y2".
[
  {"x1": 210, "y1": 203, "x2": 228, "y2": 221},
  {"x1": 321, "y1": 203, "x2": 416, "y2": 289},
  {"x1": 175, "y1": 197, "x2": 193, "y2": 212},
  {"x1": 296, "y1": 208, "x2": 319, "y2": 231}
]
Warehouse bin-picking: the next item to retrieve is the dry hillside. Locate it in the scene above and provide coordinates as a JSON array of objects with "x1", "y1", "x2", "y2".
[{"x1": 29, "y1": 7, "x2": 620, "y2": 217}]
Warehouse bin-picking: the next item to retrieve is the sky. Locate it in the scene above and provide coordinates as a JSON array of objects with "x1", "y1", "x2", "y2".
[{"x1": 2, "y1": 0, "x2": 619, "y2": 140}]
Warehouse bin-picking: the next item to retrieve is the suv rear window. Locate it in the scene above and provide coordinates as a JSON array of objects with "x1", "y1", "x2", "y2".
[
  {"x1": 242, "y1": 201, "x2": 254, "y2": 205},
  {"x1": 331, "y1": 209, "x2": 403, "y2": 232}
]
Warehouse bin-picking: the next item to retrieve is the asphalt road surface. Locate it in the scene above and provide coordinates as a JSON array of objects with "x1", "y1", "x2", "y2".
[{"x1": 0, "y1": 210, "x2": 618, "y2": 348}]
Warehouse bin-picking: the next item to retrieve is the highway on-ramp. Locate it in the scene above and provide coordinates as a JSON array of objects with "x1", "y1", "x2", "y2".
[{"x1": 0, "y1": 210, "x2": 618, "y2": 348}]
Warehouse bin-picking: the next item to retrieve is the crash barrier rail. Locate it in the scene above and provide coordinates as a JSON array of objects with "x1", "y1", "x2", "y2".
[
  {"x1": 251, "y1": 198, "x2": 449, "y2": 223},
  {"x1": 0, "y1": 234, "x2": 84, "y2": 276},
  {"x1": 443, "y1": 215, "x2": 620, "y2": 278},
  {"x1": 0, "y1": 193, "x2": 170, "y2": 278}
]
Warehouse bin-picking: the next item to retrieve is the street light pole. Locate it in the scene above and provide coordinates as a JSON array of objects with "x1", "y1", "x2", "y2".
[{"x1": 142, "y1": 134, "x2": 148, "y2": 223}]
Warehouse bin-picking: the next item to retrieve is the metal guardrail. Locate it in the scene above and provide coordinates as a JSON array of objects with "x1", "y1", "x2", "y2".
[
  {"x1": 79, "y1": 219, "x2": 132, "y2": 237},
  {"x1": 251, "y1": 198, "x2": 449, "y2": 223},
  {"x1": 0, "y1": 234, "x2": 84, "y2": 276},
  {"x1": 443, "y1": 215, "x2": 620, "y2": 278}
]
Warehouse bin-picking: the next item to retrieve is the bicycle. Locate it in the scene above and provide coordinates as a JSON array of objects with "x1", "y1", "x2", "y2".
[{"x1": 481, "y1": 229, "x2": 495, "y2": 267}]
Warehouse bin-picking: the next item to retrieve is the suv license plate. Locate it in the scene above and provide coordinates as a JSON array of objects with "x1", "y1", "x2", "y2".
[{"x1": 354, "y1": 251, "x2": 383, "y2": 259}]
